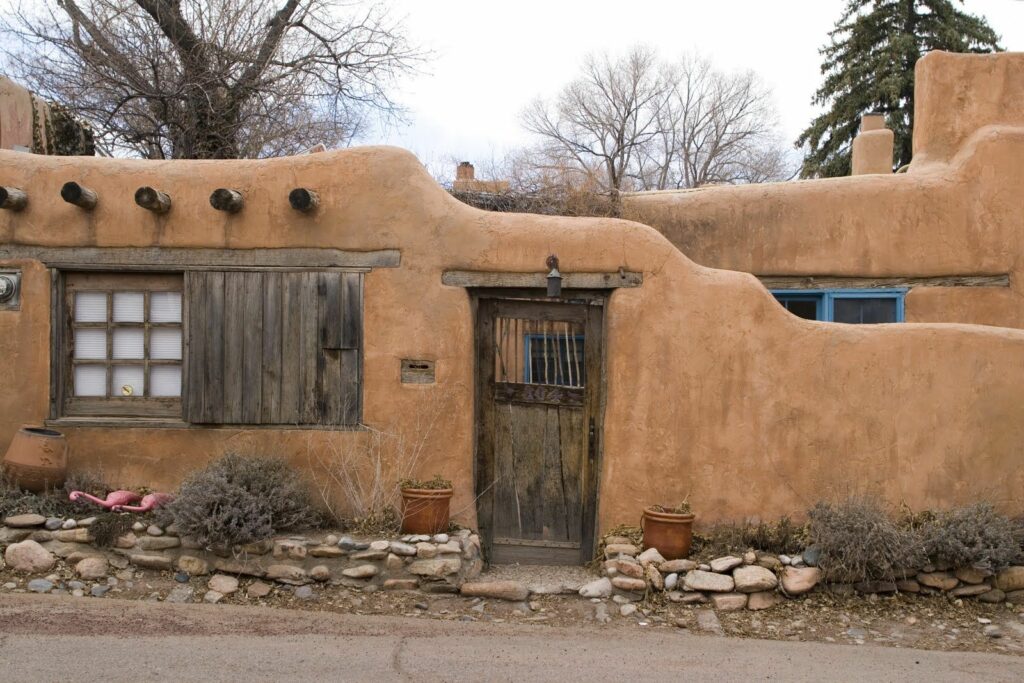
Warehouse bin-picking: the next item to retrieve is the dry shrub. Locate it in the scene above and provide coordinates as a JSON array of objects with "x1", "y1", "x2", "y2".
[
  {"x1": 694, "y1": 516, "x2": 806, "y2": 556},
  {"x1": 921, "y1": 503, "x2": 1021, "y2": 571},
  {"x1": 306, "y1": 388, "x2": 454, "y2": 533},
  {"x1": 0, "y1": 471, "x2": 93, "y2": 519},
  {"x1": 62, "y1": 469, "x2": 110, "y2": 498},
  {"x1": 156, "y1": 453, "x2": 319, "y2": 548},
  {"x1": 807, "y1": 496, "x2": 925, "y2": 582},
  {"x1": 88, "y1": 512, "x2": 134, "y2": 548}
]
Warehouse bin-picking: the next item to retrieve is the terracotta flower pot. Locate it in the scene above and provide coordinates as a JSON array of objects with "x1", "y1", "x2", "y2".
[
  {"x1": 2, "y1": 426, "x2": 68, "y2": 493},
  {"x1": 641, "y1": 505, "x2": 695, "y2": 560},
  {"x1": 400, "y1": 487, "x2": 453, "y2": 535}
]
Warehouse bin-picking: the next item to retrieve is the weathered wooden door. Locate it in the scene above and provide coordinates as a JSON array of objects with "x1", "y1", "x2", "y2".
[{"x1": 475, "y1": 296, "x2": 604, "y2": 565}]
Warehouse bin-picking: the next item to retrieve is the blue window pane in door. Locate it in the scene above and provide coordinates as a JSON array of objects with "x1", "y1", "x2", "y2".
[{"x1": 833, "y1": 297, "x2": 898, "y2": 324}]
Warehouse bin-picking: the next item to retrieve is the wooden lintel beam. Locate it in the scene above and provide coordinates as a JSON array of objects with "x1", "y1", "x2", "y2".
[
  {"x1": 135, "y1": 186, "x2": 172, "y2": 214},
  {"x1": 758, "y1": 274, "x2": 1010, "y2": 289},
  {"x1": 442, "y1": 270, "x2": 642, "y2": 289},
  {"x1": 210, "y1": 188, "x2": 244, "y2": 213},
  {"x1": 0, "y1": 245, "x2": 401, "y2": 269},
  {"x1": 61, "y1": 182, "x2": 97, "y2": 210},
  {"x1": 289, "y1": 188, "x2": 319, "y2": 213}
]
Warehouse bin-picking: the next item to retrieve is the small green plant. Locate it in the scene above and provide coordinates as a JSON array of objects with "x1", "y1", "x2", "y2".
[
  {"x1": 156, "y1": 453, "x2": 320, "y2": 548},
  {"x1": 921, "y1": 502, "x2": 1021, "y2": 571},
  {"x1": 399, "y1": 475, "x2": 452, "y2": 490}
]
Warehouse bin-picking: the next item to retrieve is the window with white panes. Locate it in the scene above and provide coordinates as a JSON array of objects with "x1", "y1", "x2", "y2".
[{"x1": 64, "y1": 273, "x2": 183, "y2": 417}]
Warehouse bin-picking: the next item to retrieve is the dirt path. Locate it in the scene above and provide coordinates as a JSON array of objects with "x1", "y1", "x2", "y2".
[{"x1": 1, "y1": 593, "x2": 1023, "y2": 682}]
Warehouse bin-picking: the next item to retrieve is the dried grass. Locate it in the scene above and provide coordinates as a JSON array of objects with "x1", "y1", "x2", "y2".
[
  {"x1": 693, "y1": 516, "x2": 806, "y2": 557},
  {"x1": 920, "y1": 502, "x2": 1021, "y2": 571},
  {"x1": 807, "y1": 496, "x2": 925, "y2": 582}
]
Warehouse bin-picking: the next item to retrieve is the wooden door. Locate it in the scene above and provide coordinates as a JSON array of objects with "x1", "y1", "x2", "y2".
[{"x1": 475, "y1": 297, "x2": 604, "y2": 565}]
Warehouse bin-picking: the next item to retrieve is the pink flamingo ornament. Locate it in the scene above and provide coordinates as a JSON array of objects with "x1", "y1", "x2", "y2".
[
  {"x1": 112, "y1": 492, "x2": 174, "y2": 513},
  {"x1": 68, "y1": 490, "x2": 142, "y2": 509}
]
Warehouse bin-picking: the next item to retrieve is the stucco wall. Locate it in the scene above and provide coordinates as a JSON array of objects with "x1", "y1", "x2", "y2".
[
  {"x1": 621, "y1": 51, "x2": 1024, "y2": 329},
  {"x1": 2, "y1": 138, "x2": 1023, "y2": 532}
]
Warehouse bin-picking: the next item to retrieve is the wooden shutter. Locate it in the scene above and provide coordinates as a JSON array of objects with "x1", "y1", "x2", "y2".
[{"x1": 186, "y1": 271, "x2": 361, "y2": 425}]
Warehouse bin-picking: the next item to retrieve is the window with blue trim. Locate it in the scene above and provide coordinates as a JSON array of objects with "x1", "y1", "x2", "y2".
[{"x1": 771, "y1": 289, "x2": 905, "y2": 324}]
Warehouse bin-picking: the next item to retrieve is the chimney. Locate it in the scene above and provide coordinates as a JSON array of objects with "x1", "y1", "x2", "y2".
[
  {"x1": 851, "y1": 113, "x2": 894, "y2": 175},
  {"x1": 456, "y1": 161, "x2": 475, "y2": 181}
]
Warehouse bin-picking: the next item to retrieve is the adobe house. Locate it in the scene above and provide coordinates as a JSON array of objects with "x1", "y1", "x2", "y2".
[
  {"x1": 1, "y1": 51, "x2": 1023, "y2": 565},
  {"x1": 623, "y1": 52, "x2": 1024, "y2": 330}
]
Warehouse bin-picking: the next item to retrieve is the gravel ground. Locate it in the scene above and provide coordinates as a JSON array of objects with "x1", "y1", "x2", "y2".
[{"x1": 2, "y1": 562, "x2": 1023, "y2": 656}]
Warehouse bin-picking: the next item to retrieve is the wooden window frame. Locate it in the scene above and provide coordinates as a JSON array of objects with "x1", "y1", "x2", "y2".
[
  {"x1": 57, "y1": 272, "x2": 184, "y2": 419},
  {"x1": 771, "y1": 288, "x2": 906, "y2": 323}
]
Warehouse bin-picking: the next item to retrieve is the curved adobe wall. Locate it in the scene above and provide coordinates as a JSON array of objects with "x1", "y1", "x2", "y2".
[
  {"x1": 1, "y1": 145, "x2": 1023, "y2": 531},
  {"x1": 622, "y1": 51, "x2": 1024, "y2": 330}
]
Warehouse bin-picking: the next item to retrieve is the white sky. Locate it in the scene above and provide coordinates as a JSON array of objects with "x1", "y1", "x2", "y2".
[{"x1": 376, "y1": 0, "x2": 1024, "y2": 180}]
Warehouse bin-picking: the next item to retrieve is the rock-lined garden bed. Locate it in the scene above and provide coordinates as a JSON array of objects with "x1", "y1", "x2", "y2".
[
  {"x1": 581, "y1": 534, "x2": 1024, "y2": 615},
  {"x1": 1, "y1": 512, "x2": 482, "y2": 601}
]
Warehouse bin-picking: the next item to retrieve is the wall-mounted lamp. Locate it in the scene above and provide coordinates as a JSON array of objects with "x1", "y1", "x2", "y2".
[{"x1": 546, "y1": 254, "x2": 562, "y2": 298}]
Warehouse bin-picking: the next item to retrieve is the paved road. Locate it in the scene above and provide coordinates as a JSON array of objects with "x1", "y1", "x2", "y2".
[{"x1": 1, "y1": 594, "x2": 1022, "y2": 682}]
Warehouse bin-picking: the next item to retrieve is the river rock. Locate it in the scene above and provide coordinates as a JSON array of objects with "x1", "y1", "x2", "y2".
[
  {"x1": 248, "y1": 581, "x2": 273, "y2": 598},
  {"x1": 711, "y1": 592, "x2": 748, "y2": 611},
  {"x1": 61, "y1": 519, "x2": 77, "y2": 530},
  {"x1": 636, "y1": 547, "x2": 665, "y2": 566},
  {"x1": 660, "y1": 559, "x2": 697, "y2": 573},
  {"x1": 342, "y1": 564, "x2": 379, "y2": 579},
  {"x1": 437, "y1": 541, "x2": 462, "y2": 554},
  {"x1": 604, "y1": 543, "x2": 638, "y2": 557},
  {"x1": 756, "y1": 554, "x2": 783, "y2": 571},
  {"x1": 995, "y1": 566, "x2": 1024, "y2": 592},
  {"x1": 733, "y1": 565, "x2": 778, "y2": 593},
  {"x1": 3, "y1": 513, "x2": 46, "y2": 528},
  {"x1": 166, "y1": 586, "x2": 194, "y2": 603},
  {"x1": 4, "y1": 539, "x2": 56, "y2": 573},
  {"x1": 579, "y1": 577, "x2": 613, "y2": 598},
  {"x1": 683, "y1": 570, "x2": 734, "y2": 593},
  {"x1": 917, "y1": 571, "x2": 958, "y2": 591},
  {"x1": 611, "y1": 576, "x2": 647, "y2": 592},
  {"x1": 614, "y1": 559, "x2": 644, "y2": 579},
  {"x1": 646, "y1": 563, "x2": 665, "y2": 590},
  {"x1": 308, "y1": 545, "x2": 344, "y2": 558},
  {"x1": 747, "y1": 590, "x2": 783, "y2": 610},
  {"x1": 978, "y1": 589, "x2": 1005, "y2": 603},
  {"x1": 75, "y1": 557, "x2": 109, "y2": 580},
  {"x1": 709, "y1": 556, "x2": 743, "y2": 573},
  {"x1": 620, "y1": 603, "x2": 638, "y2": 617},
  {"x1": 950, "y1": 583, "x2": 991, "y2": 597},
  {"x1": 383, "y1": 579, "x2": 419, "y2": 590},
  {"x1": 389, "y1": 541, "x2": 417, "y2": 556},
  {"x1": 204, "y1": 590, "x2": 224, "y2": 604},
  {"x1": 208, "y1": 575, "x2": 239, "y2": 595},
  {"x1": 176, "y1": 555, "x2": 211, "y2": 576},
  {"x1": 408, "y1": 557, "x2": 461, "y2": 577},
  {"x1": 131, "y1": 554, "x2": 173, "y2": 570},
  {"x1": 664, "y1": 572, "x2": 678, "y2": 590},
  {"x1": 54, "y1": 528, "x2": 93, "y2": 543},
  {"x1": 415, "y1": 542, "x2": 438, "y2": 558},
  {"x1": 266, "y1": 564, "x2": 309, "y2": 584},
  {"x1": 695, "y1": 609, "x2": 723, "y2": 634},
  {"x1": 44, "y1": 518, "x2": 63, "y2": 531},
  {"x1": 896, "y1": 579, "x2": 921, "y2": 593},
  {"x1": 138, "y1": 536, "x2": 180, "y2": 551},
  {"x1": 780, "y1": 567, "x2": 821, "y2": 596},
  {"x1": 955, "y1": 567, "x2": 990, "y2": 585},
  {"x1": 461, "y1": 581, "x2": 529, "y2": 601},
  {"x1": 146, "y1": 525, "x2": 164, "y2": 536},
  {"x1": 28, "y1": 578, "x2": 54, "y2": 593}
]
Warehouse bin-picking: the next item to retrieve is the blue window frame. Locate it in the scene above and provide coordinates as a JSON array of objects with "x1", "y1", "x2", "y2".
[
  {"x1": 523, "y1": 334, "x2": 585, "y2": 386},
  {"x1": 771, "y1": 289, "x2": 906, "y2": 324}
]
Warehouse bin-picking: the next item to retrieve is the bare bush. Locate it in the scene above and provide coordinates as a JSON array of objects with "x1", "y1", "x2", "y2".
[
  {"x1": 695, "y1": 516, "x2": 807, "y2": 557},
  {"x1": 156, "y1": 453, "x2": 319, "y2": 547},
  {"x1": 807, "y1": 496, "x2": 925, "y2": 582},
  {"x1": 0, "y1": 470, "x2": 95, "y2": 519},
  {"x1": 921, "y1": 503, "x2": 1021, "y2": 572},
  {"x1": 305, "y1": 388, "x2": 455, "y2": 534}
]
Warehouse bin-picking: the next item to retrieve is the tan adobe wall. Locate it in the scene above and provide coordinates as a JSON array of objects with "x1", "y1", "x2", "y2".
[
  {"x1": 621, "y1": 51, "x2": 1024, "y2": 330},
  {"x1": 2, "y1": 141, "x2": 1023, "y2": 531}
]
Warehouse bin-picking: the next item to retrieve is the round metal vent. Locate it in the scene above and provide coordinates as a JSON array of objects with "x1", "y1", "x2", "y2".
[{"x1": 0, "y1": 275, "x2": 16, "y2": 302}]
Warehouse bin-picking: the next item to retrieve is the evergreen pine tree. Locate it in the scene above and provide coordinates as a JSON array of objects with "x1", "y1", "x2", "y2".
[{"x1": 797, "y1": 0, "x2": 1001, "y2": 178}]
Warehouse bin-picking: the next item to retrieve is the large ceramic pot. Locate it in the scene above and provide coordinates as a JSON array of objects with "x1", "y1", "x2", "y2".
[
  {"x1": 400, "y1": 487, "x2": 453, "y2": 535},
  {"x1": 641, "y1": 505, "x2": 695, "y2": 560},
  {"x1": 2, "y1": 426, "x2": 68, "y2": 493}
]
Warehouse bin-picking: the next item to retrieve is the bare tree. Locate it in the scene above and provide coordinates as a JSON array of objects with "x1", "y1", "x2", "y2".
[
  {"x1": 521, "y1": 46, "x2": 673, "y2": 193},
  {"x1": 1, "y1": 0, "x2": 424, "y2": 158},
  {"x1": 522, "y1": 47, "x2": 796, "y2": 193}
]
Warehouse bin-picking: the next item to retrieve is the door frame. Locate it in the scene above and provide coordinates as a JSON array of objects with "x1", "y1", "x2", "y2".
[{"x1": 471, "y1": 288, "x2": 608, "y2": 565}]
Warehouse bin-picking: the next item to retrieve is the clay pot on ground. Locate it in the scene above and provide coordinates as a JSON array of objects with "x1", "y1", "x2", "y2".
[
  {"x1": 400, "y1": 487, "x2": 453, "y2": 535},
  {"x1": 641, "y1": 505, "x2": 695, "y2": 560},
  {"x1": 2, "y1": 426, "x2": 68, "y2": 493}
]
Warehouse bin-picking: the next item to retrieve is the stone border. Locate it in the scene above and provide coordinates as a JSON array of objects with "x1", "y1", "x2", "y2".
[{"x1": 2, "y1": 513, "x2": 482, "y2": 599}]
